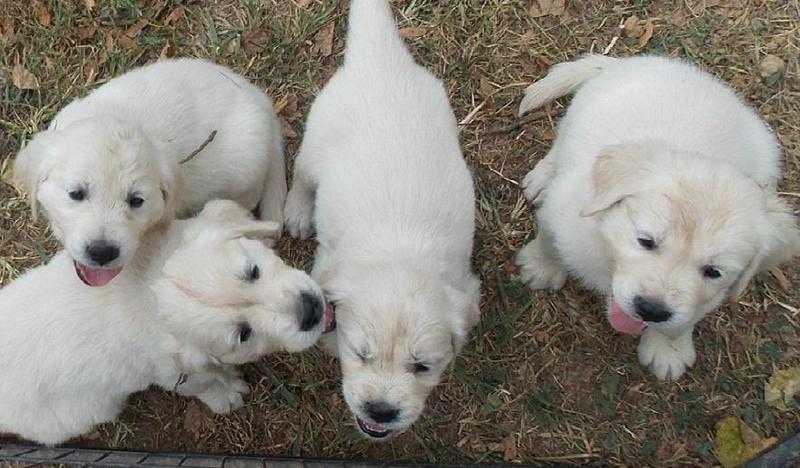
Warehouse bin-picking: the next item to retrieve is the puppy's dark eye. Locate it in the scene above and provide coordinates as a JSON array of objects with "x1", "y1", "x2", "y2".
[
  {"x1": 68, "y1": 189, "x2": 86, "y2": 201},
  {"x1": 246, "y1": 265, "x2": 260, "y2": 282},
  {"x1": 127, "y1": 195, "x2": 145, "y2": 209},
  {"x1": 238, "y1": 323, "x2": 253, "y2": 343},
  {"x1": 701, "y1": 265, "x2": 722, "y2": 279},
  {"x1": 355, "y1": 349, "x2": 368, "y2": 363},
  {"x1": 412, "y1": 363, "x2": 429, "y2": 374},
  {"x1": 637, "y1": 236, "x2": 656, "y2": 250}
]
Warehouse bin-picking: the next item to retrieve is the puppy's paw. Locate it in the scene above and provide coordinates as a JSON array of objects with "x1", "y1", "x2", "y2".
[
  {"x1": 283, "y1": 190, "x2": 313, "y2": 239},
  {"x1": 197, "y1": 378, "x2": 249, "y2": 414},
  {"x1": 637, "y1": 330, "x2": 696, "y2": 381},
  {"x1": 515, "y1": 239, "x2": 567, "y2": 290},
  {"x1": 521, "y1": 162, "x2": 553, "y2": 205}
]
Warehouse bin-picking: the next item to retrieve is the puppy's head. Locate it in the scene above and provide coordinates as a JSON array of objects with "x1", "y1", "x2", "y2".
[
  {"x1": 582, "y1": 142, "x2": 800, "y2": 336},
  {"x1": 13, "y1": 117, "x2": 180, "y2": 287},
  {"x1": 153, "y1": 200, "x2": 332, "y2": 365},
  {"x1": 328, "y1": 268, "x2": 480, "y2": 440}
]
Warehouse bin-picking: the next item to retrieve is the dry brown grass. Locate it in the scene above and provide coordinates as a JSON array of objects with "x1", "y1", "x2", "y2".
[{"x1": 1, "y1": 0, "x2": 799, "y2": 465}]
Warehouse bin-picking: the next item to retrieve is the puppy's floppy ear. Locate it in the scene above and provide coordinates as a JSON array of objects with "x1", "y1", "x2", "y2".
[
  {"x1": 156, "y1": 156, "x2": 182, "y2": 223},
  {"x1": 12, "y1": 130, "x2": 59, "y2": 220},
  {"x1": 581, "y1": 144, "x2": 652, "y2": 217},
  {"x1": 446, "y1": 275, "x2": 481, "y2": 354},
  {"x1": 730, "y1": 193, "x2": 800, "y2": 299}
]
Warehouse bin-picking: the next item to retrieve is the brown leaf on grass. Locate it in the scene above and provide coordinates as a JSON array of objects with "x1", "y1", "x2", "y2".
[
  {"x1": 280, "y1": 117, "x2": 298, "y2": 139},
  {"x1": 765, "y1": 367, "x2": 800, "y2": 411},
  {"x1": 114, "y1": 30, "x2": 138, "y2": 50},
  {"x1": 84, "y1": 56, "x2": 99, "y2": 85},
  {"x1": 165, "y1": 6, "x2": 185, "y2": 26},
  {"x1": 243, "y1": 25, "x2": 270, "y2": 55},
  {"x1": 529, "y1": 0, "x2": 565, "y2": 18},
  {"x1": 771, "y1": 267, "x2": 791, "y2": 292},
  {"x1": 623, "y1": 15, "x2": 642, "y2": 37},
  {"x1": 714, "y1": 416, "x2": 777, "y2": 468},
  {"x1": 158, "y1": 40, "x2": 176, "y2": 61},
  {"x1": 638, "y1": 20, "x2": 655, "y2": 47},
  {"x1": 502, "y1": 434, "x2": 518, "y2": 462},
  {"x1": 33, "y1": 0, "x2": 52, "y2": 27},
  {"x1": 76, "y1": 24, "x2": 97, "y2": 42},
  {"x1": 0, "y1": 17, "x2": 13, "y2": 43},
  {"x1": 313, "y1": 21, "x2": 335, "y2": 57},
  {"x1": 183, "y1": 401, "x2": 214, "y2": 441},
  {"x1": 83, "y1": 0, "x2": 96, "y2": 11},
  {"x1": 296, "y1": 0, "x2": 313, "y2": 8},
  {"x1": 125, "y1": 18, "x2": 148, "y2": 38},
  {"x1": 274, "y1": 94, "x2": 298, "y2": 117},
  {"x1": 479, "y1": 76, "x2": 494, "y2": 99},
  {"x1": 11, "y1": 63, "x2": 39, "y2": 90},
  {"x1": 399, "y1": 27, "x2": 426, "y2": 39}
]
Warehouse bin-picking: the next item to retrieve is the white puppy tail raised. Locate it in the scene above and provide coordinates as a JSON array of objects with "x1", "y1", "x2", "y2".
[
  {"x1": 345, "y1": 0, "x2": 411, "y2": 69},
  {"x1": 518, "y1": 54, "x2": 620, "y2": 116}
]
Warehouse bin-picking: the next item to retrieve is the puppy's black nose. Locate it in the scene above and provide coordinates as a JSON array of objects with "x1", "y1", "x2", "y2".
[
  {"x1": 86, "y1": 240, "x2": 120, "y2": 266},
  {"x1": 297, "y1": 292, "x2": 323, "y2": 332},
  {"x1": 634, "y1": 296, "x2": 672, "y2": 322},
  {"x1": 364, "y1": 401, "x2": 400, "y2": 424}
]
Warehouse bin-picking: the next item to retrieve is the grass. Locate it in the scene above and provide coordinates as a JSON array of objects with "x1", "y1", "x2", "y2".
[{"x1": 1, "y1": 0, "x2": 800, "y2": 465}]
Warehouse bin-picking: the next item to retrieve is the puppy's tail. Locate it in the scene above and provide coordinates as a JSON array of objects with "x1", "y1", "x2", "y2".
[
  {"x1": 518, "y1": 54, "x2": 620, "y2": 116},
  {"x1": 258, "y1": 118, "x2": 287, "y2": 235},
  {"x1": 345, "y1": 0, "x2": 412, "y2": 69}
]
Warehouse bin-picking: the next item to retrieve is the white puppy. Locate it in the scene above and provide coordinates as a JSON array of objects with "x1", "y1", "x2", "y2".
[
  {"x1": 515, "y1": 55, "x2": 800, "y2": 380},
  {"x1": 0, "y1": 200, "x2": 331, "y2": 446},
  {"x1": 284, "y1": 0, "x2": 481, "y2": 440},
  {"x1": 13, "y1": 58, "x2": 285, "y2": 287}
]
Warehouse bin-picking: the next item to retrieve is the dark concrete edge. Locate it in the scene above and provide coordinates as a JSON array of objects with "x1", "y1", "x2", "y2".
[
  {"x1": 0, "y1": 440, "x2": 568, "y2": 467},
  {"x1": 743, "y1": 428, "x2": 800, "y2": 468}
]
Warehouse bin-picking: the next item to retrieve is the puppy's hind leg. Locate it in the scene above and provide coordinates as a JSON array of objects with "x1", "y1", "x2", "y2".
[
  {"x1": 515, "y1": 225, "x2": 567, "y2": 290},
  {"x1": 521, "y1": 151, "x2": 557, "y2": 206},
  {"x1": 284, "y1": 146, "x2": 318, "y2": 239}
]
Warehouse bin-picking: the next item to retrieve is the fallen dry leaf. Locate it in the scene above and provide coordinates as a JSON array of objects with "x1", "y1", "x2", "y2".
[
  {"x1": 759, "y1": 54, "x2": 785, "y2": 86},
  {"x1": 125, "y1": 18, "x2": 148, "y2": 39},
  {"x1": 165, "y1": 6, "x2": 185, "y2": 25},
  {"x1": 765, "y1": 367, "x2": 800, "y2": 411},
  {"x1": 313, "y1": 21, "x2": 335, "y2": 57},
  {"x1": 280, "y1": 117, "x2": 298, "y2": 139},
  {"x1": 274, "y1": 94, "x2": 298, "y2": 117},
  {"x1": 399, "y1": 27, "x2": 426, "y2": 39},
  {"x1": 83, "y1": 0, "x2": 96, "y2": 11},
  {"x1": 529, "y1": 0, "x2": 565, "y2": 18},
  {"x1": 76, "y1": 24, "x2": 97, "y2": 42},
  {"x1": 502, "y1": 434, "x2": 518, "y2": 462},
  {"x1": 771, "y1": 267, "x2": 791, "y2": 292},
  {"x1": 33, "y1": 0, "x2": 52, "y2": 27},
  {"x1": 114, "y1": 30, "x2": 138, "y2": 50},
  {"x1": 296, "y1": 0, "x2": 313, "y2": 8},
  {"x1": 0, "y1": 17, "x2": 13, "y2": 43},
  {"x1": 623, "y1": 15, "x2": 642, "y2": 37},
  {"x1": 638, "y1": 20, "x2": 655, "y2": 47},
  {"x1": 158, "y1": 40, "x2": 176, "y2": 61},
  {"x1": 479, "y1": 76, "x2": 494, "y2": 98},
  {"x1": 243, "y1": 25, "x2": 270, "y2": 55},
  {"x1": 83, "y1": 56, "x2": 99, "y2": 85},
  {"x1": 11, "y1": 63, "x2": 39, "y2": 90},
  {"x1": 714, "y1": 416, "x2": 777, "y2": 468}
]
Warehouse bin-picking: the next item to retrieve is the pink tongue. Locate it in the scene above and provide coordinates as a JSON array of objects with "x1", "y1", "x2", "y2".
[
  {"x1": 77, "y1": 264, "x2": 122, "y2": 287},
  {"x1": 608, "y1": 302, "x2": 645, "y2": 335}
]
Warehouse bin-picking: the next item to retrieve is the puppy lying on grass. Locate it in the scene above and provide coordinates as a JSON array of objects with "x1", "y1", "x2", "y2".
[
  {"x1": 13, "y1": 58, "x2": 285, "y2": 287},
  {"x1": 284, "y1": 0, "x2": 481, "y2": 440},
  {"x1": 0, "y1": 200, "x2": 332, "y2": 446},
  {"x1": 516, "y1": 54, "x2": 800, "y2": 380}
]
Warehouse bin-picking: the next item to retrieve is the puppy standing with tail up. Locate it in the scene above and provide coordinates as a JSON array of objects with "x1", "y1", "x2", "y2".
[
  {"x1": 284, "y1": 0, "x2": 481, "y2": 440},
  {"x1": 515, "y1": 55, "x2": 800, "y2": 380}
]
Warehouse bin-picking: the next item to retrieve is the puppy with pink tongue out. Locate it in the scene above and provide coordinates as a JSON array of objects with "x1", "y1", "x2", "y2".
[{"x1": 515, "y1": 55, "x2": 800, "y2": 380}]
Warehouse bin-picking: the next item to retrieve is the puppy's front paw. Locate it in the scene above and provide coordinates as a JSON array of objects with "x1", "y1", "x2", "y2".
[
  {"x1": 521, "y1": 163, "x2": 552, "y2": 205},
  {"x1": 283, "y1": 191, "x2": 313, "y2": 239},
  {"x1": 515, "y1": 239, "x2": 567, "y2": 290},
  {"x1": 637, "y1": 330, "x2": 696, "y2": 381},
  {"x1": 197, "y1": 378, "x2": 249, "y2": 414}
]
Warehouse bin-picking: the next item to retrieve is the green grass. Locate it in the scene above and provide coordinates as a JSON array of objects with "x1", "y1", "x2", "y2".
[{"x1": 1, "y1": 0, "x2": 799, "y2": 465}]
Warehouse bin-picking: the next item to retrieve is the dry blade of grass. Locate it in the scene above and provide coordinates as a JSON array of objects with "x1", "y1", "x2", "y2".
[{"x1": 1, "y1": 0, "x2": 799, "y2": 465}]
